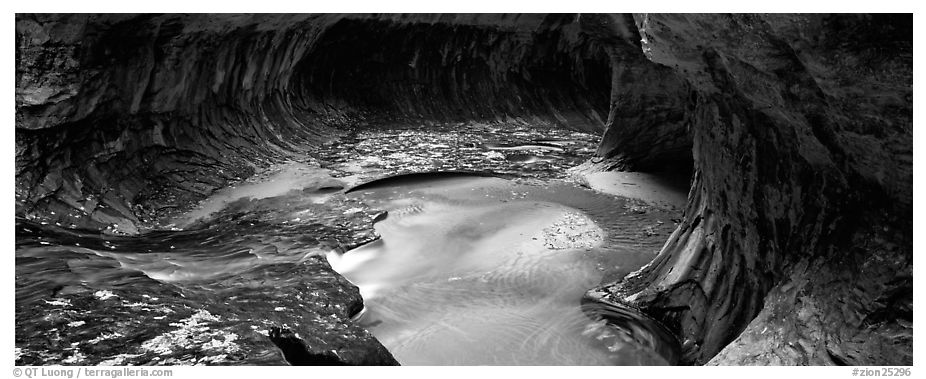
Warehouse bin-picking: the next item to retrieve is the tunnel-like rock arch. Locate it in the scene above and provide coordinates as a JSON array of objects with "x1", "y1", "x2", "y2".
[{"x1": 15, "y1": 13, "x2": 911, "y2": 365}]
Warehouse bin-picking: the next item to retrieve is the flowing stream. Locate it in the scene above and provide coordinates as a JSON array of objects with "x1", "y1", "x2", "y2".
[
  {"x1": 331, "y1": 175, "x2": 673, "y2": 365},
  {"x1": 15, "y1": 122, "x2": 682, "y2": 366}
]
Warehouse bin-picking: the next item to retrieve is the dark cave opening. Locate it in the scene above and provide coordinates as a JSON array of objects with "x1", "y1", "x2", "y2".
[{"x1": 289, "y1": 16, "x2": 613, "y2": 132}]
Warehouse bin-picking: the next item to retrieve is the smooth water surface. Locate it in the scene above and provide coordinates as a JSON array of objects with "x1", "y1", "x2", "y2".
[{"x1": 330, "y1": 175, "x2": 672, "y2": 365}]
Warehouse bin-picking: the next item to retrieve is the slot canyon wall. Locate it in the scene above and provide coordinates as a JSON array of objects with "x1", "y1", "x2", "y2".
[
  {"x1": 588, "y1": 13, "x2": 912, "y2": 365},
  {"x1": 16, "y1": 13, "x2": 648, "y2": 234},
  {"x1": 15, "y1": 13, "x2": 912, "y2": 365}
]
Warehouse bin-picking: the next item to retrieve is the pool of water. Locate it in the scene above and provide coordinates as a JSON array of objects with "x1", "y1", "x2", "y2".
[
  {"x1": 331, "y1": 175, "x2": 673, "y2": 365},
  {"x1": 15, "y1": 121, "x2": 682, "y2": 366}
]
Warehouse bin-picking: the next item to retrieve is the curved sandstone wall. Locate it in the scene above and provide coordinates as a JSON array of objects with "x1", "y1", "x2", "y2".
[
  {"x1": 588, "y1": 14, "x2": 912, "y2": 365},
  {"x1": 18, "y1": 14, "x2": 688, "y2": 234},
  {"x1": 15, "y1": 13, "x2": 911, "y2": 365}
]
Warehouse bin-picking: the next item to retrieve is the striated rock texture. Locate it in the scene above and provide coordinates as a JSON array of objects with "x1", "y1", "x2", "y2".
[
  {"x1": 15, "y1": 217, "x2": 398, "y2": 366},
  {"x1": 591, "y1": 14, "x2": 693, "y2": 174},
  {"x1": 589, "y1": 14, "x2": 912, "y2": 365},
  {"x1": 16, "y1": 13, "x2": 913, "y2": 366},
  {"x1": 15, "y1": 13, "x2": 675, "y2": 366},
  {"x1": 16, "y1": 13, "x2": 662, "y2": 234}
]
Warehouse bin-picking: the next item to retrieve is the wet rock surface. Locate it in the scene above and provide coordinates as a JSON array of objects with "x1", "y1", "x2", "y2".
[
  {"x1": 16, "y1": 216, "x2": 396, "y2": 366},
  {"x1": 15, "y1": 14, "x2": 621, "y2": 233},
  {"x1": 15, "y1": 13, "x2": 912, "y2": 366},
  {"x1": 16, "y1": 119, "x2": 679, "y2": 365},
  {"x1": 315, "y1": 121, "x2": 598, "y2": 182},
  {"x1": 589, "y1": 14, "x2": 912, "y2": 365}
]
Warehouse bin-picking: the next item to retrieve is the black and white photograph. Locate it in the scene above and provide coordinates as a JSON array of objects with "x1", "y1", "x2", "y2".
[{"x1": 8, "y1": 2, "x2": 918, "y2": 375}]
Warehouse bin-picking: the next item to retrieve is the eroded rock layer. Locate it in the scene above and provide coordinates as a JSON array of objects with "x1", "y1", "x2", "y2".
[
  {"x1": 16, "y1": 13, "x2": 912, "y2": 366},
  {"x1": 588, "y1": 14, "x2": 912, "y2": 365},
  {"x1": 19, "y1": 14, "x2": 678, "y2": 233}
]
